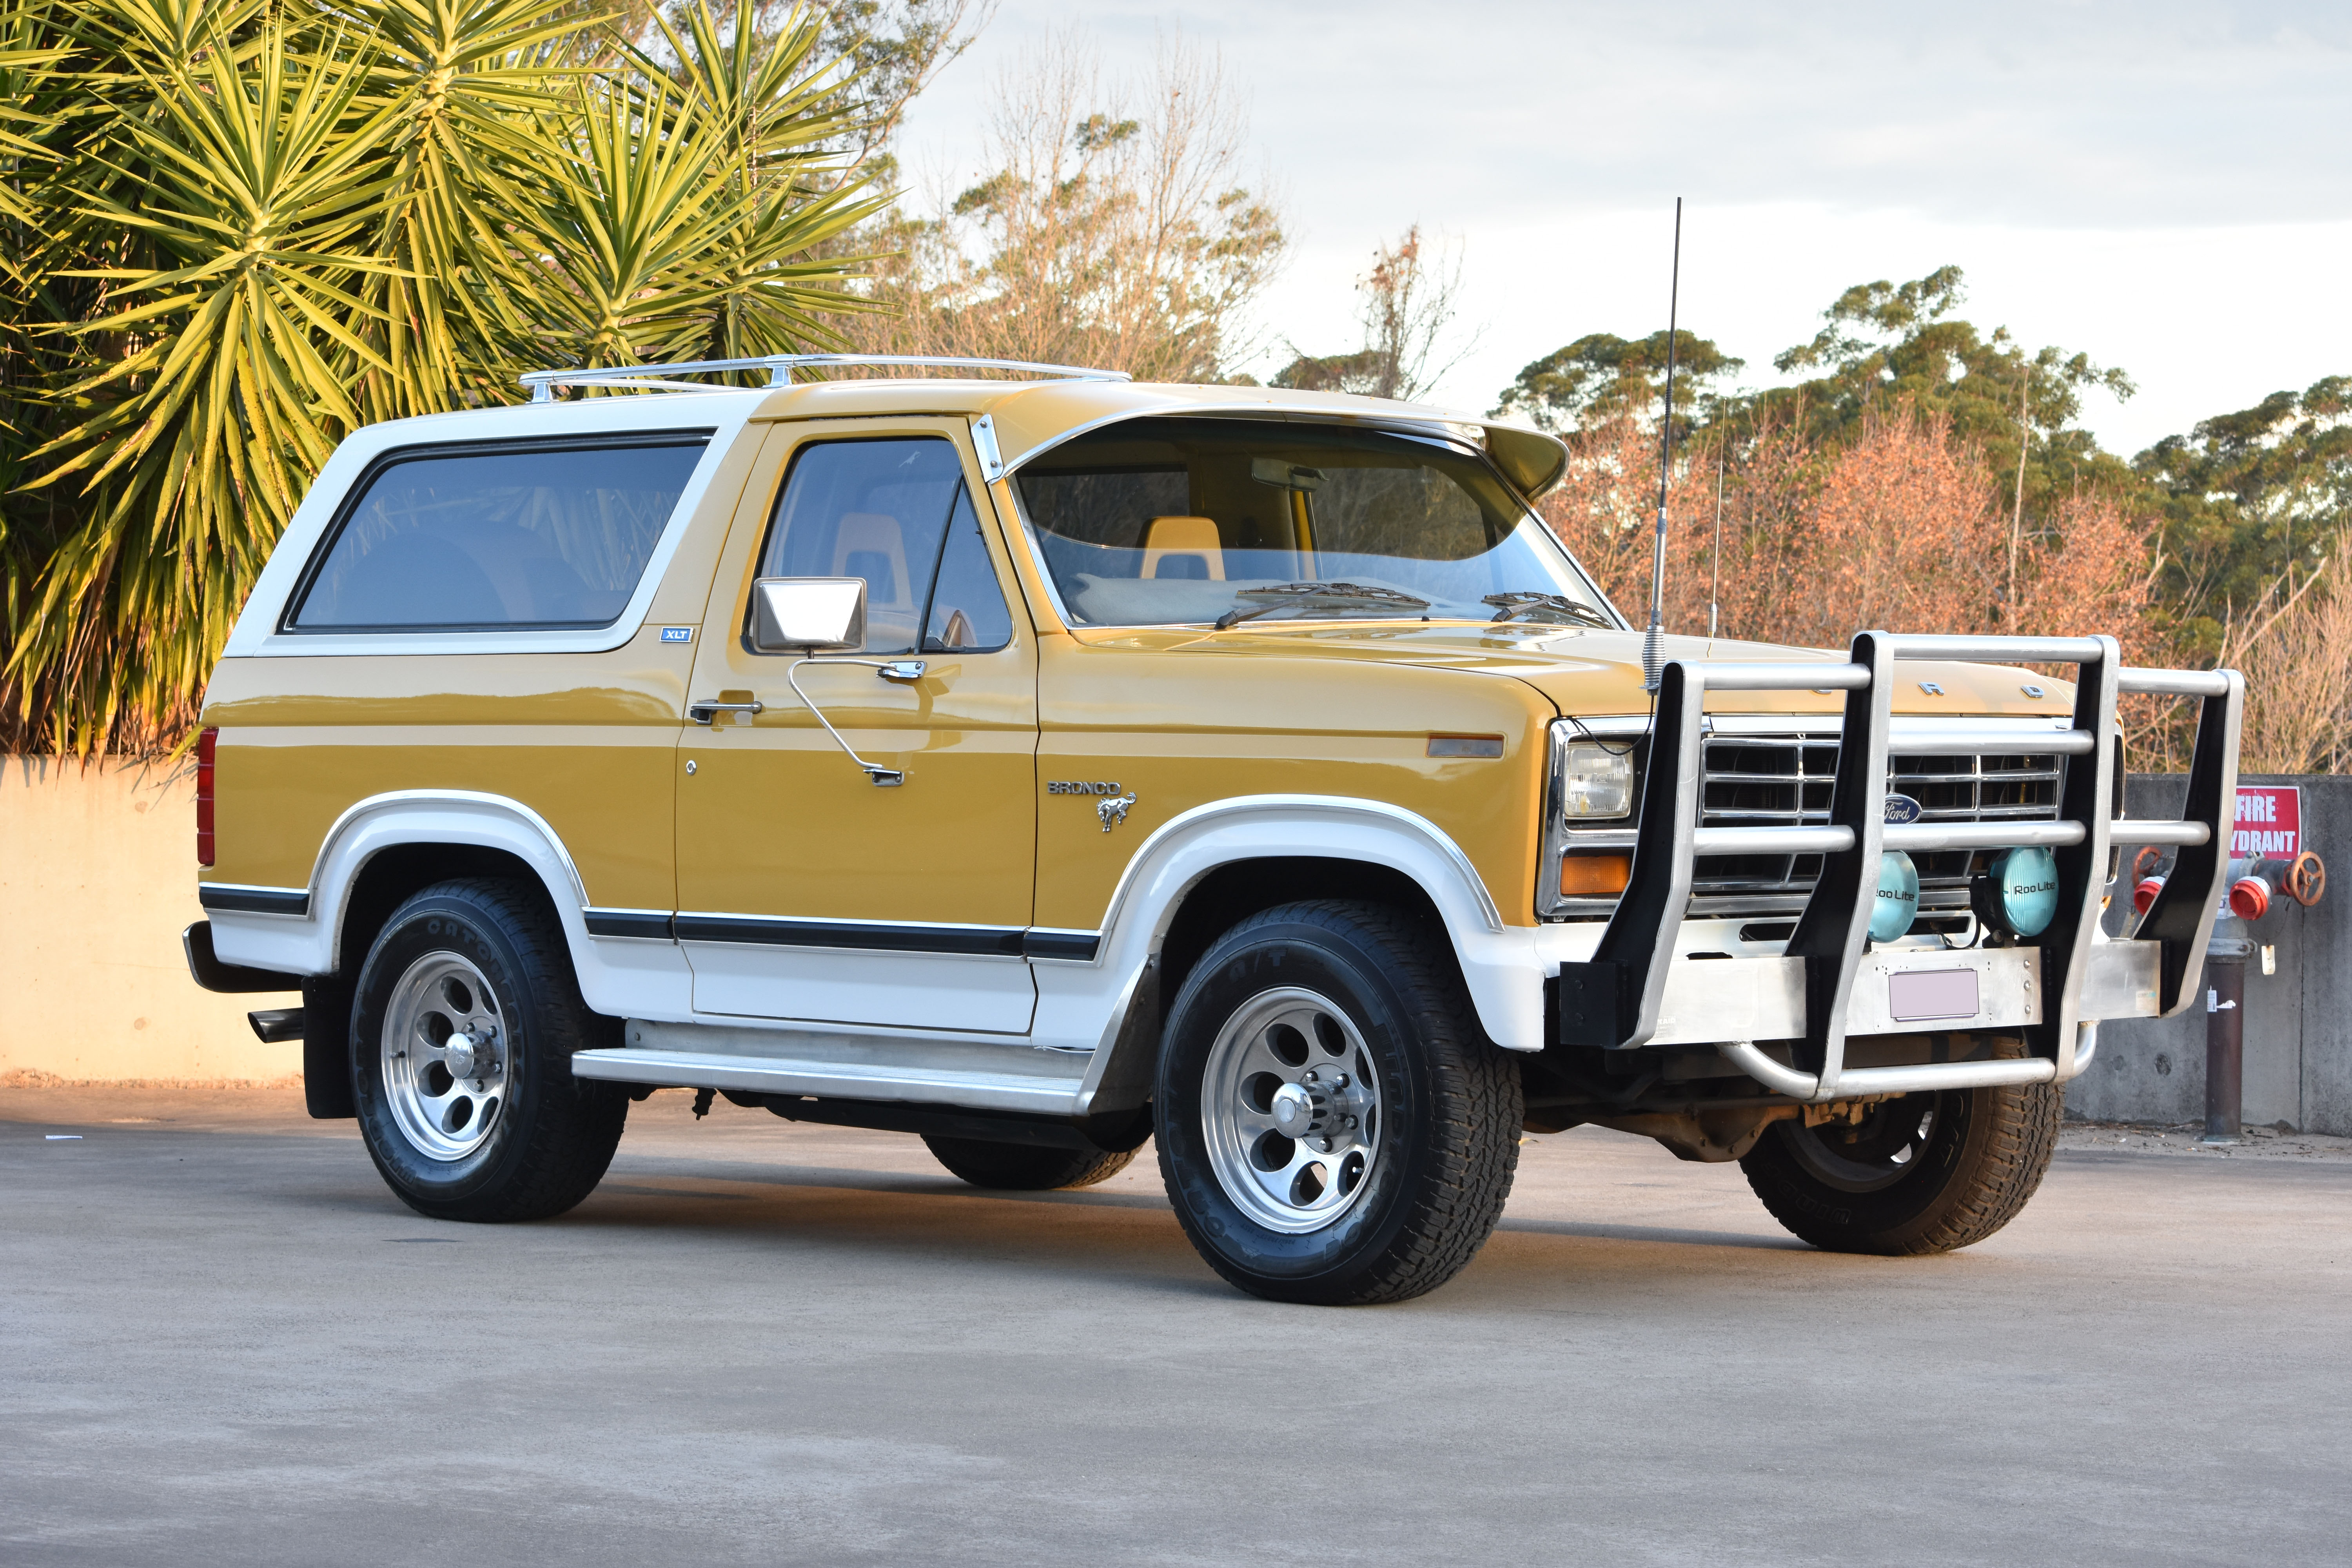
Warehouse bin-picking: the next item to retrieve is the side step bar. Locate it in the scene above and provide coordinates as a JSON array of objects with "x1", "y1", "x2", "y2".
[{"x1": 570, "y1": 1020, "x2": 1089, "y2": 1117}]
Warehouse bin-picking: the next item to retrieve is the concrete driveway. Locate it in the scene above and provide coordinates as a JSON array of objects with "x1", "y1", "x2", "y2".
[{"x1": 4, "y1": 1085, "x2": 2347, "y2": 1566}]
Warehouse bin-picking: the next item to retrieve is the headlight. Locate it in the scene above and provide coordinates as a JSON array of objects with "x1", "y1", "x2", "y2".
[{"x1": 1559, "y1": 740, "x2": 1635, "y2": 820}]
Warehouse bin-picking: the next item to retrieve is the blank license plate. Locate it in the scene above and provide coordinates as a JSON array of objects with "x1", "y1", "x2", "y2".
[{"x1": 1887, "y1": 967, "x2": 1982, "y2": 1023}]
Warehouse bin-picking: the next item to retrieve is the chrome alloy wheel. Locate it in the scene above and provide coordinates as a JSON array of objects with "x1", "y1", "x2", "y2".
[
  {"x1": 1200, "y1": 987, "x2": 1383, "y2": 1234},
  {"x1": 381, "y1": 951, "x2": 508, "y2": 1162}
]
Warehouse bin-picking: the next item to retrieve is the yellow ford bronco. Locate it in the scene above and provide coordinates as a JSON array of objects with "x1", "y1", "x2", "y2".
[{"x1": 183, "y1": 355, "x2": 2242, "y2": 1304}]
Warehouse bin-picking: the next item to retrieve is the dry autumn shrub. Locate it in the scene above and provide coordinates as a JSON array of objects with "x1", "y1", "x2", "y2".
[
  {"x1": 1538, "y1": 403, "x2": 2160, "y2": 656},
  {"x1": 2217, "y1": 533, "x2": 2352, "y2": 775}
]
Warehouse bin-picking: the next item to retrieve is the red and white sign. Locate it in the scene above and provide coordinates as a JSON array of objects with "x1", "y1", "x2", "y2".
[{"x1": 2232, "y1": 785, "x2": 2301, "y2": 858}]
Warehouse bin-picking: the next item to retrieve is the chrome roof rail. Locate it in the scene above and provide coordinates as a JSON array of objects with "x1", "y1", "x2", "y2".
[{"x1": 520, "y1": 353, "x2": 1131, "y2": 403}]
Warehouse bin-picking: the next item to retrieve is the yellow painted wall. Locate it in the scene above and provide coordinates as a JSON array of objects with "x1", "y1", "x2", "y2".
[{"x1": 1, "y1": 757, "x2": 301, "y2": 1083}]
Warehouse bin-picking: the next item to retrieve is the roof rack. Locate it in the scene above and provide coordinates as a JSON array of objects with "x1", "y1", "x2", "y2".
[{"x1": 520, "y1": 353, "x2": 1130, "y2": 403}]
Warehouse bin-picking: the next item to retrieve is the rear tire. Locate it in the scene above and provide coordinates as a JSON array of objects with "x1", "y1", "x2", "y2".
[
  {"x1": 351, "y1": 878, "x2": 626, "y2": 1222},
  {"x1": 1155, "y1": 900, "x2": 1521, "y2": 1305},
  {"x1": 922, "y1": 1137, "x2": 1136, "y2": 1191},
  {"x1": 1739, "y1": 1079, "x2": 2061, "y2": 1255}
]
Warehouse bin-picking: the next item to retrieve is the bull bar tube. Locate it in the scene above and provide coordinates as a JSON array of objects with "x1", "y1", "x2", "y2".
[{"x1": 1554, "y1": 632, "x2": 2242, "y2": 1103}]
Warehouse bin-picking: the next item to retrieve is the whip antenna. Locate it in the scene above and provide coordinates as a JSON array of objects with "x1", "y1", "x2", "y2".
[{"x1": 1642, "y1": 198, "x2": 1683, "y2": 693}]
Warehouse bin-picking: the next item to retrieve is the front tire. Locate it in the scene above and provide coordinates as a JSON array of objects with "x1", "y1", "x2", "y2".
[
  {"x1": 351, "y1": 879, "x2": 626, "y2": 1222},
  {"x1": 1739, "y1": 1080, "x2": 2061, "y2": 1255},
  {"x1": 1155, "y1": 901, "x2": 1521, "y2": 1305}
]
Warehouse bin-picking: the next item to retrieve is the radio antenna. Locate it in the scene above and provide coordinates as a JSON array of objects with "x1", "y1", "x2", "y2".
[
  {"x1": 1642, "y1": 198, "x2": 1683, "y2": 692},
  {"x1": 1708, "y1": 448, "x2": 1725, "y2": 639}
]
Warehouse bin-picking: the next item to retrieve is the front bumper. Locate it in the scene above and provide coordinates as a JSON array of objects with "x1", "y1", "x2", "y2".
[{"x1": 1552, "y1": 633, "x2": 2241, "y2": 1102}]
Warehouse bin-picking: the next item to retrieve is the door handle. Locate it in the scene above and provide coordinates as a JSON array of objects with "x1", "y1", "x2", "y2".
[{"x1": 687, "y1": 699, "x2": 764, "y2": 725}]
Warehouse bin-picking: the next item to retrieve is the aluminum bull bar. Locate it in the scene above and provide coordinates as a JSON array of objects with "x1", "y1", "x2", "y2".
[{"x1": 1555, "y1": 632, "x2": 2243, "y2": 1103}]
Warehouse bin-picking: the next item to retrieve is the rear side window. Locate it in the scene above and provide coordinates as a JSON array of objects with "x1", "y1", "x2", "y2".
[
  {"x1": 760, "y1": 437, "x2": 1012, "y2": 654},
  {"x1": 287, "y1": 434, "x2": 710, "y2": 632}
]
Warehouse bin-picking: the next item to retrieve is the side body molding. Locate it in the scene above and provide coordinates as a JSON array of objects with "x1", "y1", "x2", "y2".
[
  {"x1": 199, "y1": 789, "x2": 694, "y2": 1019},
  {"x1": 1048, "y1": 796, "x2": 1545, "y2": 1113}
]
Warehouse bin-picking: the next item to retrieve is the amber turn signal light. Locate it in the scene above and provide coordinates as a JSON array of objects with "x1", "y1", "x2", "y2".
[{"x1": 1560, "y1": 853, "x2": 1631, "y2": 897}]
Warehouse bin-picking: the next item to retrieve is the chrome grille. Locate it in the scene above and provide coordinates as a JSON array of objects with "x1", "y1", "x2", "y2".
[{"x1": 1691, "y1": 734, "x2": 2063, "y2": 917}]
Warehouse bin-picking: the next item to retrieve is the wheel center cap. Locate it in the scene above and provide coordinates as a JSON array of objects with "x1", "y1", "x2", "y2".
[
  {"x1": 445, "y1": 1033, "x2": 480, "y2": 1078},
  {"x1": 1270, "y1": 1082, "x2": 1314, "y2": 1135}
]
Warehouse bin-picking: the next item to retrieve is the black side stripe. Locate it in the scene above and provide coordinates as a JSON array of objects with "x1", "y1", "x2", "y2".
[
  {"x1": 583, "y1": 909, "x2": 676, "y2": 940},
  {"x1": 672, "y1": 914, "x2": 1028, "y2": 957},
  {"x1": 198, "y1": 884, "x2": 312, "y2": 916},
  {"x1": 1022, "y1": 930, "x2": 1102, "y2": 962}
]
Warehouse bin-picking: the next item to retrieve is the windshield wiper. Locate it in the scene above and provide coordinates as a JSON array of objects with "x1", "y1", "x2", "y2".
[
  {"x1": 1213, "y1": 582, "x2": 1431, "y2": 630},
  {"x1": 1484, "y1": 592, "x2": 1612, "y2": 629}
]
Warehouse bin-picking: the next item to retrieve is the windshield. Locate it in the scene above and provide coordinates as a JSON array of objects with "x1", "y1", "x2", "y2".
[{"x1": 1012, "y1": 418, "x2": 1617, "y2": 629}]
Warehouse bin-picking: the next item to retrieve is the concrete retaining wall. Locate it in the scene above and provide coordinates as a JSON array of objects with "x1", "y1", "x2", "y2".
[
  {"x1": 2069, "y1": 773, "x2": 2350, "y2": 1134},
  {"x1": 1, "y1": 757, "x2": 300, "y2": 1083}
]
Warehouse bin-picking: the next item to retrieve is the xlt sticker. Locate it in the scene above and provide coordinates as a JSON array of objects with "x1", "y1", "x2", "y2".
[
  {"x1": 1047, "y1": 780, "x2": 1123, "y2": 795},
  {"x1": 660, "y1": 626, "x2": 694, "y2": 643}
]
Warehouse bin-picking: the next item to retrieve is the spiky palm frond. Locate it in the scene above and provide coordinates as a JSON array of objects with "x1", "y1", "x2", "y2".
[
  {"x1": 15, "y1": 22, "x2": 404, "y2": 746},
  {"x1": 2, "y1": 0, "x2": 883, "y2": 754}
]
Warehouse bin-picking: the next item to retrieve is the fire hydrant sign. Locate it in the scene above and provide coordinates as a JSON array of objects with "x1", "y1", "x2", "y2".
[{"x1": 2232, "y1": 785, "x2": 2302, "y2": 857}]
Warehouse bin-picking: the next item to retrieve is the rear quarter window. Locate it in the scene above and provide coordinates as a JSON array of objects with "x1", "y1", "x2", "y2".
[{"x1": 286, "y1": 433, "x2": 711, "y2": 632}]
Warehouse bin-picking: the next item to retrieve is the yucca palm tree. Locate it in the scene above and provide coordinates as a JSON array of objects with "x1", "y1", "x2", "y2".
[{"x1": 0, "y1": 0, "x2": 883, "y2": 755}]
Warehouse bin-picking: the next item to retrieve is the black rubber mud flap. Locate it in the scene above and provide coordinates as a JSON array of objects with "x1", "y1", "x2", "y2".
[{"x1": 301, "y1": 975, "x2": 358, "y2": 1120}]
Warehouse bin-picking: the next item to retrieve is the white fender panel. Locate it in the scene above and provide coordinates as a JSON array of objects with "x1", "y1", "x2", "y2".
[
  {"x1": 1040, "y1": 795, "x2": 1551, "y2": 1058},
  {"x1": 202, "y1": 791, "x2": 694, "y2": 1018}
]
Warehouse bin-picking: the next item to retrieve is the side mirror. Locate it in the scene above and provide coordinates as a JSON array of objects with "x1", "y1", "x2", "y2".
[{"x1": 750, "y1": 577, "x2": 866, "y2": 653}]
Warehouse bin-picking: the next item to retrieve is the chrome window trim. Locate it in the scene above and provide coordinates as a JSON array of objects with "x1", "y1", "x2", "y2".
[{"x1": 224, "y1": 398, "x2": 760, "y2": 661}]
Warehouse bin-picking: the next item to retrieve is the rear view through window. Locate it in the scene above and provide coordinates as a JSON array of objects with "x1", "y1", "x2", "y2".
[{"x1": 288, "y1": 434, "x2": 710, "y2": 632}]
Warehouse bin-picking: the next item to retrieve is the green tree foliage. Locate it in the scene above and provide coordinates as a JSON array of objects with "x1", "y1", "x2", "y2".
[
  {"x1": 1759, "y1": 267, "x2": 2139, "y2": 525},
  {"x1": 0, "y1": 0, "x2": 883, "y2": 753},
  {"x1": 2133, "y1": 376, "x2": 2352, "y2": 654},
  {"x1": 1493, "y1": 329, "x2": 1742, "y2": 432}
]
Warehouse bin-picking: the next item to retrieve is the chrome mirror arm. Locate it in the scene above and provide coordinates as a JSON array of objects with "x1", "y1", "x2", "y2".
[{"x1": 785, "y1": 657, "x2": 926, "y2": 786}]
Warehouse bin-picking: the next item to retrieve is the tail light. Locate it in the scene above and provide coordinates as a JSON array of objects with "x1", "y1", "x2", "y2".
[{"x1": 196, "y1": 727, "x2": 218, "y2": 866}]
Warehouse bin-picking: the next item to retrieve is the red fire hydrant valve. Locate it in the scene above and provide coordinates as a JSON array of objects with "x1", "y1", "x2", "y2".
[{"x1": 2286, "y1": 850, "x2": 2325, "y2": 908}]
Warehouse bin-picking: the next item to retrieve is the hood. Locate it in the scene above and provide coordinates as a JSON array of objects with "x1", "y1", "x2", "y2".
[{"x1": 1065, "y1": 621, "x2": 2078, "y2": 720}]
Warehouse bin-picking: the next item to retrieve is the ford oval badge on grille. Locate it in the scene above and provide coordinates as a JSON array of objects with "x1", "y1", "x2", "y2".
[{"x1": 1884, "y1": 793, "x2": 1924, "y2": 825}]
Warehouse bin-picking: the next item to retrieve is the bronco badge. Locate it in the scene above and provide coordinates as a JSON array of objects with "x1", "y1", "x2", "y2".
[{"x1": 1096, "y1": 793, "x2": 1137, "y2": 832}]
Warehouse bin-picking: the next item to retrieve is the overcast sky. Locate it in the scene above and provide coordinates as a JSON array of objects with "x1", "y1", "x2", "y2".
[{"x1": 894, "y1": 0, "x2": 2352, "y2": 456}]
